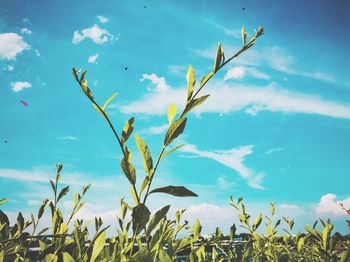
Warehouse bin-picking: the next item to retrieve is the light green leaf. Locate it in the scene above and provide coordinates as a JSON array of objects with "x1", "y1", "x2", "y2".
[
  {"x1": 81, "y1": 79, "x2": 93, "y2": 99},
  {"x1": 0, "y1": 198, "x2": 8, "y2": 205},
  {"x1": 121, "y1": 117, "x2": 134, "y2": 144},
  {"x1": 182, "y1": 94, "x2": 210, "y2": 116},
  {"x1": 199, "y1": 71, "x2": 214, "y2": 89},
  {"x1": 158, "y1": 249, "x2": 172, "y2": 262},
  {"x1": 164, "y1": 118, "x2": 187, "y2": 146},
  {"x1": 161, "y1": 144, "x2": 185, "y2": 160},
  {"x1": 186, "y1": 65, "x2": 195, "y2": 103},
  {"x1": 134, "y1": 134, "x2": 153, "y2": 174},
  {"x1": 150, "y1": 185, "x2": 198, "y2": 197},
  {"x1": 146, "y1": 205, "x2": 170, "y2": 235},
  {"x1": 90, "y1": 230, "x2": 106, "y2": 262},
  {"x1": 340, "y1": 249, "x2": 349, "y2": 262},
  {"x1": 167, "y1": 102, "x2": 177, "y2": 124},
  {"x1": 242, "y1": 26, "x2": 247, "y2": 46},
  {"x1": 213, "y1": 42, "x2": 223, "y2": 72},
  {"x1": 140, "y1": 176, "x2": 150, "y2": 195},
  {"x1": 252, "y1": 213, "x2": 262, "y2": 231},
  {"x1": 45, "y1": 254, "x2": 58, "y2": 262},
  {"x1": 322, "y1": 224, "x2": 331, "y2": 250},
  {"x1": 297, "y1": 237, "x2": 304, "y2": 252},
  {"x1": 102, "y1": 92, "x2": 118, "y2": 110},
  {"x1": 62, "y1": 252, "x2": 74, "y2": 262},
  {"x1": 193, "y1": 219, "x2": 202, "y2": 240}
]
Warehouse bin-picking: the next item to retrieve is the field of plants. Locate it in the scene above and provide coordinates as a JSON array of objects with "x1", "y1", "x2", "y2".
[{"x1": 1, "y1": 26, "x2": 350, "y2": 261}]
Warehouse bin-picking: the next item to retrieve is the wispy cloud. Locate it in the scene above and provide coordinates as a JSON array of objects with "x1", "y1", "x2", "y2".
[
  {"x1": 138, "y1": 124, "x2": 168, "y2": 135},
  {"x1": 20, "y1": 28, "x2": 32, "y2": 35},
  {"x1": 0, "y1": 33, "x2": 30, "y2": 60},
  {"x1": 167, "y1": 65, "x2": 187, "y2": 75},
  {"x1": 35, "y1": 49, "x2": 40, "y2": 56},
  {"x1": 61, "y1": 136, "x2": 79, "y2": 141},
  {"x1": 315, "y1": 193, "x2": 350, "y2": 219},
  {"x1": 73, "y1": 24, "x2": 115, "y2": 45},
  {"x1": 180, "y1": 144, "x2": 265, "y2": 189},
  {"x1": 117, "y1": 75, "x2": 350, "y2": 120},
  {"x1": 140, "y1": 73, "x2": 169, "y2": 92},
  {"x1": 11, "y1": 81, "x2": 32, "y2": 92},
  {"x1": 224, "y1": 66, "x2": 270, "y2": 81},
  {"x1": 265, "y1": 147, "x2": 284, "y2": 155},
  {"x1": 88, "y1": 53, "x2": 99, "y2": 64},
  {"x1": 97, "y1": 15, "x2": 109, "y2": 24}
]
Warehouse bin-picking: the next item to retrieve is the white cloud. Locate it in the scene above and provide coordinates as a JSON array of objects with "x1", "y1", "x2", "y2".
[
  {"x1": 97, "y1": 15, "x2": 109, "y2": 24},
  {"x1": 0, "y1": 33, "x2": 30, "y2": 60},
  {"x1": 139, "y1": 124, "x2": 169, "y2": 135},
  {"x1": 35, "y1": 49, "x2": 40, "y2": 56},
  {"x1": 224, "y1": 66, "x2": 245, "y2": 80},
  {"x1": 278, "y1": 204, "x2": 305, "y2": 218},
  {"x1": 20, "y1": 28, "x2": 32, "y2": 35},
  {"x1": 265, "y1": 147, "x2": 284, "y2": 155},
  {"x1": 88, "y1": 53, "x2": 99, "y2": 64},
  {"x1": 117, "y1": 76, "x2": 350, "y2": 120},
  {"x1": 217, "y1": 176, "x2": 236, "y2": 189},
  {"x1": 140, "y1": 73, "x2": 169, "y2": 92},
  {"x1": 72, "y1": 24, "x2": 115, "y2": 45},
  {"x1": 315, "y1": 193, "x2": 350, "y2": 219},
  {"x1": 61, "y1": 136, "x2": 79, "y2": 141},
  {"x1": 11, "y1": 81, "x2": 32, "y2": 92},
  {"x1": 180, "y1": 144, "x2": 265, "y2": 189}
]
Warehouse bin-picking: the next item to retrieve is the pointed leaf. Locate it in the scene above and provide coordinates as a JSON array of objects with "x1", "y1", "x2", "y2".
[
  {"x1": 134, "y1": 134, "x2": 153, "y2": 174},
  {"x1": 132, "y1": 204, "x2": 151, "y2": 235},
  {"x1": 57, "y1": 186, "x2": 70, "y2": 203},
  {"x1": 81, "y1": 79, "x2": 93, "y2": 99},
  {"x1": 164, "y1": 118, "x2": 187, "y2": 146},
  {"x1": 121, "y1": 117, "x2": 134, "y2": 144},
  {"x1": 199, "y1": 71, "x2": 214, "y2": 89},
  {"x1": 167, "y1": 102, "x2": 177, "y2": 124},
  {"x1": 161, "y1": 144, "x2": 185, "y2": 160},
  {"x1": 62, "y1": 252, "x2": 74, "y2": 262},
  {"x1": 90, "y1": 230, "x2": 106, "y2": 262},
  {"x1": 297, "y1": 237, "x2": 304, "y2": 252},
  {"x1": 150, "y1": 185, "x2": 198, "y2": 197},
  {"x1": 242, "y1": 26, "x2": 247, "y2": 46},
  {"x1": 0, "y1": 198, "x2": 8, "y2": 205},
  {"x1": 121, "y1": 157, "x2": 136, "y2": 185},
  {"x1": 159, "y1": 249, "x2": 172, "y2": 262},
  {"x1": 186, "y1": 65, "x2": 196, "y2": 102},
  {"x1": 102, "y1": 92, "x2": 118, "y2": 110},
  {"x1": 183, "y1": 94, "x2": 210, "y2": 116},
  {"x1": 213, "y1": 42, "x2": 223, "y2": 72},
  {"x1": 146, "y1": 205, "x2": 170, "y2": 235},
  {"x1": 340, "y1": 249, "x2": 349, "y2": 262},
  {"x1": 193, "y1": 219, "x2": 202, "y2": 240}
]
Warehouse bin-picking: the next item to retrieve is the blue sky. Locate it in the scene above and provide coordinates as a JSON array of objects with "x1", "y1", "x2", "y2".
[{"x1": 1, "y1": 0, "x2": 350, "y2": 234}]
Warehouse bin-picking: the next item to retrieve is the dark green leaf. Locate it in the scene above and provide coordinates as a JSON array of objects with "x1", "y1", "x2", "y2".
[
  {"x1": 164, "y1": 118, "x2": 187, "y2": 146},
  {"x1": 121, "y1": 156, "x2": 136, "y2": 185},
  {"x1": 121, "y1": 117, "x2": 134, "y2": 144},
  {"x1": 146, "y1": 205, "x2": 170, "y2": 235},
  {"x1": 57, "y1": 186, "x2": 70, "y2": 203},
  {"x1": 132, "y1": 204, "x2": 151, "y2": 235},
  {"x1": 150, "y1": 185, "x2": 198, "y2": 197},
  {"x1": 213, "y1": 42, "x2": 223, "y2": 72}
]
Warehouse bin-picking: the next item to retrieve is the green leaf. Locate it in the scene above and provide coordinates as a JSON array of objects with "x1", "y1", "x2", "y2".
[
  {"x1": 146, "y1": 205, "x2": 170, "y2": 235},
  {"x1": 182, "y1": 94, "x2": 210, "y2": 116},
  {"x1": 121, "y1": 117, "x2": 134, "y2": 144},
  {"x1": 158, "y1": 249, "x2": 172, "y2": 262},
  {"x1": 297, "y1": 237, "x2": 304, "y2": 252},
  {"x1": 199, "y1": 71, "x2": 214, "y2": 89},
  {"x1": 186, "y1": 65, "x2": 196, "y2": 103},
  {"x1": 45, "y1": 254, "x2": 58, "y2": 262},
  {"x1": 140, "y1": 176, "x2": 150, "y2": 195},
  {"x1": 252, "y1": 213, "x2": 262, "y2": 231},
  {"x1": 150, "y1": 185, "x2": 198, "y2": 197},
  {"x1": 132, "y1": 204, "x2": 151, "y2": 235},
  {"x1": 164, "y1": 118, "x2": 187, "y2": 146},
  {"x1": 161, "y1": 144, "x2": 185, "y2": 160},
  {"x1": 167, "y1": 102, "x2": 177, "y2": 124},
  {"x1": 213, "y1": 42, "x2": 223, "y2": 72},
  {"x1": 90, "y1": 230, "x2": 106, "y2": 262},
  {"x1": 102, "y1": 92, "x2": 118, "y2": 110},
  {"x1": 242, "y1": 26, "x2": 247, "y2": 46},
  {"x1": 121, "y1": 156, "x2": 136, "y2": 185},
  {"x1": 193, "y1": 219, "x2": 202, "y2": 240},
  {"x1": 0, "y1": 198, "x2": 8, "y2": 205},
  {"x1": 57, "y1": 186, "x2": 70, "y2": 203},
  {"x1": 322, "y1": 224, "x2": 331, "y2": 250},
  {"x1": 340, "y1": 249, "x2": 349, "y2": 262},
  {"x1": 134, "y1": 134, "x2": 153, "y2": 174},
  {"x1": 270, "y1": 202, "x2": 276, "y2": 216},
  {"x1": 62, "y1": 252, "x2": 75, "y2": 262}
]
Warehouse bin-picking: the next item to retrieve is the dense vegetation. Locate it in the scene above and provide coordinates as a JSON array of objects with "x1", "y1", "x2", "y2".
[{"x1": 1, "y1": 26, "x2": 349, "y2": 261}]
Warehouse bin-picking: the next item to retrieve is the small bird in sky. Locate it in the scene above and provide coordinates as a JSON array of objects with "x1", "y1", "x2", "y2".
[
  {"x1": 242, "y1": 7, "x2": 246, "y2": 11},
  {"x1": 4, "y1": 140, "x2": 8, "y2": 144},
  {"x1": 124, "y1": 67, "x2": 128, "y2": 71},
  {"x1": 20, "y1": 100, "x2": 28, "y2": 106},
  {"x1": 144, "y1": 5, "x2": 147, "y2": 8}
]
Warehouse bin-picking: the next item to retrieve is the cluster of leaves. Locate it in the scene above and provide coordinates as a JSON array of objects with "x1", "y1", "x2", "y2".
[{"x1": 1, "y1": 26, "x2": 349, "y2": 261}]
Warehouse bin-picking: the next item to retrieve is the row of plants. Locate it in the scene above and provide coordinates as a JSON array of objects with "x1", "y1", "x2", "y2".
[{"x1": 1, "y1": 26, "x2": 349, "y2": 261}]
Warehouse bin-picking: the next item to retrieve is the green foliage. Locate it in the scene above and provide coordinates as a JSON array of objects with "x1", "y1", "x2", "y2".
[{"x1": 3, "y1": 25, "x2": 349, "y2": 261}]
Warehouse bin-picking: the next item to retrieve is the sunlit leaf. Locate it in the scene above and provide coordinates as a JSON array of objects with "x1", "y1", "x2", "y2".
[
  {"x1": 186, "y1": 65, "x2": 195, "y2": 103},
  {"x1": 161, "y1": 144, "x2": 185, "y2": 160},
  {"x1": 150, "y1": 185, "x2": 198, "y2": 197},
  {"x1": 242, "y1": 26, "x2": 247, "y2": 46},
  {"x1": 134, "y1": 134, "x2": 153, "y2": 174},
  {"x1": 199, "y1": 71, "x2": 214, "y2": 89},
  {"x1": 62, "y1": 252, "x2": 74, "y2": 262},
  {"x1": 81, "y1": 79, "x2": 93, "y2": 99},
  {"x1": 121, "y1": 117, "x2": 134, "y2": 144},
  {"x1": 193, "y1": 219, "x2": 202, "y2": 240},
  {"x1": 213, "y1": 42, "x2": 223, "y2": 72},
  {"x1": 182, "y1": 94, "x2": 210, "y2": 116},
  {"x1": 102, "y1": 92, "x2": 118, "y2": 110},
  {"x1": 0, "y1": 198, "x2": 8, "y2": 205},
  {"x1": 90, "y1": 230, "x2": 106, "y2": 262},
  {"x1": 167, "y1": 102, "x2": 177, "y2": 124}
]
